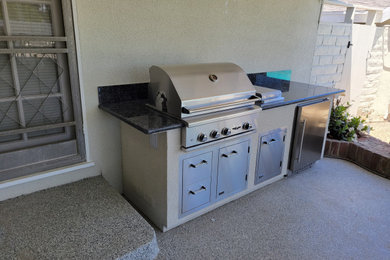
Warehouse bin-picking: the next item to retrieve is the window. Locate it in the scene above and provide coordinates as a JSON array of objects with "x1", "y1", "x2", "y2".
[{"x1": 0, "y1": 0, "x2": 85, "y2": 181}]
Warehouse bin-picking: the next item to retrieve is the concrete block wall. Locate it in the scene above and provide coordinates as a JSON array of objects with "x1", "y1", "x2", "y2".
[{"x1": 310, "y1": 23, "x2": 352, "y2": 87}]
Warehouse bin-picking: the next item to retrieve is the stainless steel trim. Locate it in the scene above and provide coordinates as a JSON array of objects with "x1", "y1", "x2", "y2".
[{"x1": 297, "y1": 119, "x2": 307, "y2": 163}]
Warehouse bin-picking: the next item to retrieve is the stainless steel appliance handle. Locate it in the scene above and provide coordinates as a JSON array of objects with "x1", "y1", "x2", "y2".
[
  {"x1": 297, "y1": 119, "x2": 307, "y2": 163},
  {"x1": 189, "y1": 186, "x2": 206, "y2": 195},
  {"x1": 222, "y1": 150, "x2": 238, "y2": 158},
  {"x1": 189, "y1": 160, "x2": 208, "y2": 168},
  {"x1": 182, "y1": 96, "x2": 261, "y2": 114}
]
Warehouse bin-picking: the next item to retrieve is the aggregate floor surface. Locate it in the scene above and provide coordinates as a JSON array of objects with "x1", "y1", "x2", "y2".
[
  {"x1": 156, "y1": 158, "x2": 390, "y2": 260},
  {"x1": 0, "y1": 176, "x2": 158, "y2": 260}
]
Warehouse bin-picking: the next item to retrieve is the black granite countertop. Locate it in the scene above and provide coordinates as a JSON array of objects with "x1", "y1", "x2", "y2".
[
  {"x1": 248, "y1": 73, "x2": 345, "y2": 110},
  {"x1": 98, "y1": 83, "x2": 184, "y2": 134},
  {"x1": 99, "y1": 100, "x2": 183, "y2": 134},
  {"x1": 98, "y1": 73, "x2": 344, "y2": 135}
]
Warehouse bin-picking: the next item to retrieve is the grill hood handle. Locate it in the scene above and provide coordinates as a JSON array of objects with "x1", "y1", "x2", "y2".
[{"x1": 182, "y1": 95, "x2": 260, "y2": 114}]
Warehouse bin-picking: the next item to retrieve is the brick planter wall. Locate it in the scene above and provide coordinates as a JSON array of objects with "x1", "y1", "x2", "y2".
[{"x1": 324, "y1": 136, "x2": 390, "y2": 179}]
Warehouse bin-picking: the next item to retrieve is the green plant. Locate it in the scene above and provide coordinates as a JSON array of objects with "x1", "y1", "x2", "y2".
[{"x1": 327, "y1": 99, "x2": 371, "y2": 141}]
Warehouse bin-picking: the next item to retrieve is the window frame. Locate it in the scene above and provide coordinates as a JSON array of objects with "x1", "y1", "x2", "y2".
[{"x1": 0, "y1": 0, "x2": 86, "y2": 181}]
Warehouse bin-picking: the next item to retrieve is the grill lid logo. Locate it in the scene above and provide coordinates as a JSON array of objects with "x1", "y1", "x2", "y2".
[{"x1": 209, "y1": 74, "x2": 218, "y2": 82}]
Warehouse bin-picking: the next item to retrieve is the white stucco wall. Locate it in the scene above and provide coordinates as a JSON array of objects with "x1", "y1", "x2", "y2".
[{"x1": 73, "y1": 0, "x2": 322, "y2": 191}]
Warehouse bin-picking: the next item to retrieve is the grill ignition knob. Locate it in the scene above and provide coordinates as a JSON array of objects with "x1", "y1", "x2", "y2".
[
  {"x1": 242, "y1": 122, "x2": 252, "y2": 130},
  {"x1": 210, "y1": 130, "x2": 220, "y2": 138},
  {"x1": 221, "y1": 128, "x2": 231, "y2": 136},
  {"x1": 197, "y1": 133, "x2": 208, "y2": 142}
]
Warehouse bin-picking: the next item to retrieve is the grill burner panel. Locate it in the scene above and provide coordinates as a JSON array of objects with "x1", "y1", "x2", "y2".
[
  {"x1": 182, "y1": 114, "x2": 256, "y2": 148},
  {"x1": 181, "y1": 105, "x2": 259, "y2": 148}
]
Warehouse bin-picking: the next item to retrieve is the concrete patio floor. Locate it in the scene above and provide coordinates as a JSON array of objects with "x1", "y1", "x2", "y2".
[{"x1": 156, "y1": 158, "x2": 390, "y2": 260}]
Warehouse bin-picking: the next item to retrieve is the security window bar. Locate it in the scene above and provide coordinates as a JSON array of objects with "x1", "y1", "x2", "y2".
[{"x1": 0, "y1": 0, "x2": 85, "y2": 181}]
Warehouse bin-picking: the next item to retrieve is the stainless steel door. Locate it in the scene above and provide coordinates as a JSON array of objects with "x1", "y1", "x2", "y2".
[
  {"x1": 217, "y1": 141, "x2": 249, "y2": 199},
  {"x1": 290, "y1": 99, "x2": 331, "y2": 173},
  {"x1": 182, "y1": 179, "x2": 211, "y2": 213},
  {"x1": 182, "y1": 152, "x2": 212, "y2": 213},
  {"x1": 182, "y1": 152, "x2": 212, "y2": 185},
  {"x1": 255, "y1": 128, "x2": 286, "y2": 184}
]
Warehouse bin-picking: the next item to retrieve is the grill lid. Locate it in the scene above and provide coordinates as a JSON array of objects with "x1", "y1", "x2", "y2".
[{"x1": 149, "y1": 62, "x2": 259, "y2": 118}]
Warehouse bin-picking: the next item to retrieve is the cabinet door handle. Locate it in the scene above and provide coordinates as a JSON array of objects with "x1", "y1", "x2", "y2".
[
  {"x1": 189, "y1": 160, "x2": 208, "y2": 168},
  {"x1": 189, "y1": 186, "x2": 206, "y2": 195},
  {"x1": 297, "y1": 119, "x2": 307, "y2": 163},
  {"x1": 222, "y1": 150, "x2": 238, "y2": 158},
  {"x1": 263, "y1": 138, "x2": 277, "y2": 145}
]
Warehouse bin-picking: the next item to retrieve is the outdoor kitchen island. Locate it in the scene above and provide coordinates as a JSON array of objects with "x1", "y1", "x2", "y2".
[{"x1": 99, "y1": 64, "x2": 344, "y2": 232}]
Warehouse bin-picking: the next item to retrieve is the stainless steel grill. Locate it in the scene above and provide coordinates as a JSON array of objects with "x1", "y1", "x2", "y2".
[{"x1": 148, "y1": 62, "x2": 261, "y2": 148}]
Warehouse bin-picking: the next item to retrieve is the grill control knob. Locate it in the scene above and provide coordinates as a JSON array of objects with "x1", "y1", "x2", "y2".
[
  {"x1": 197, "y1": 133, "x2": 208, "y2": 142},
  {"x1": 210, "y1": 130, "x2": 220, "y2": 138},
  {"x1": 221, "y1": 128, "x2": 231, "y2": 136},
  {"x1": 242, "y1": 122, "x2": 252, "y2": 130}
]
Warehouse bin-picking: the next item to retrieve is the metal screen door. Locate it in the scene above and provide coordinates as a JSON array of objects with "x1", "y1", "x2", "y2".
[{"x1": 0, "y1": 0, "x2": 85, "y2": 181}]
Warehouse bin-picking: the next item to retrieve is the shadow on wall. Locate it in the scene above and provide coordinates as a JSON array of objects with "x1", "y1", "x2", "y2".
[
  {"x1": 352, "y1": 25, "x2": 389, "y2": 120},
  {"x1": 384, "y1": 27, "x2": 390, "y2": 72}
]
